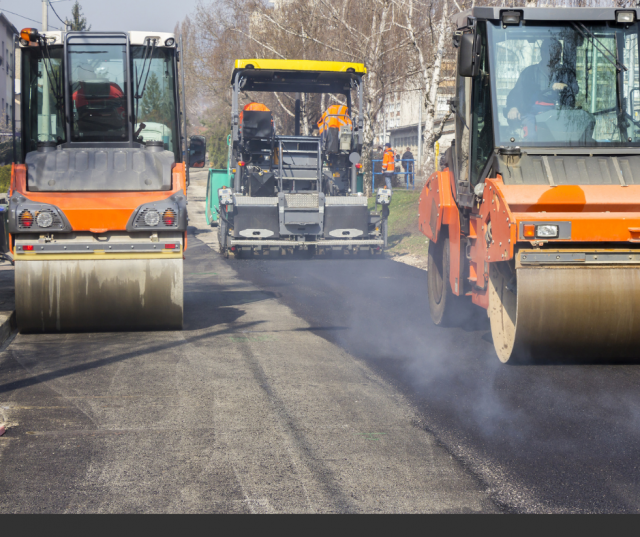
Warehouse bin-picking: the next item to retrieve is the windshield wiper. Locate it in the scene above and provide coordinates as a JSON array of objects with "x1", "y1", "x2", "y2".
[
  {"x1": 572, "y1": 22, "x2": 630, "y2": 137},
  {"x1": 571, "y1": 22, "x2": 628, "y2": 72},
  {"x1": 37, "y1": 35, "x2": 64, "y2": 112},
  {"x1": 134, "y1": 38, "x2": 158, "y2": 130}
]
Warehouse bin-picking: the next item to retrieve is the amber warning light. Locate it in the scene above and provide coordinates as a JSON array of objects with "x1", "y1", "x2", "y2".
[
  {"x1": 20, "y1": 28, "x2": 39, "y2": 43},
  {"x1": 523, "y1": 225, "x2": 535, "y2": 238}
]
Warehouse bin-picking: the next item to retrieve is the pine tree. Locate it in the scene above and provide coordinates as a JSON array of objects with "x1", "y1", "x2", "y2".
[
  {"x1": 66, "y1": 1, "x2": 91, "y2": 31},
  {"x1": 140, "y1": 73, "x2": 171, "y2": 125}
]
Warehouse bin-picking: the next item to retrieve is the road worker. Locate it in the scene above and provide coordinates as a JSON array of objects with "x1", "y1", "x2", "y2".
[
  {"x1": 382, "y1": 142, "x2": 395, "y2": 189},
  {"x1": 506, "y1": 38, "x2": 578, "y2": 141}
]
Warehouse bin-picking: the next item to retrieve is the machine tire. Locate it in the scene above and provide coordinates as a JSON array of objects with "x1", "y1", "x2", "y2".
[
  {"x1": 427, "y1": 232, "x2": 467, "y2": 326},
  {"x1": 217, "y1": 212, "x2": 228, "y2": 256}
]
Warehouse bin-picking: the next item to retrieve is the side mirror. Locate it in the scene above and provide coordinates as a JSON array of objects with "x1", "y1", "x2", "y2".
[
  {"x1": 188, "y1": 138, "x2": 207, "y2": 168},
  {"x1": 189, "y1": 157, "x2": 206, "y2": 168},
  {"x1": 458, "y1": 33, "x2": 479, "y2": 78}
]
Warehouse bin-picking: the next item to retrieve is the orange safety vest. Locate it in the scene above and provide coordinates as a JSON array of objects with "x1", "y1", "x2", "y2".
[
  {"x1": 317, "y1": 104, "x2": 352, "y2": 134},
  {"x1": 239, "y1": 102, "x2": 270, "y2": 124},
  {"x1": 382, "y1": 148, "x2": 395, "y2": 173}
]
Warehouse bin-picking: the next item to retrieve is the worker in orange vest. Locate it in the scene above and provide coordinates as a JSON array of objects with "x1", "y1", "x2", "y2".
[{"x1": 382, "y1": 142, "x2": 396, "y2": 190}]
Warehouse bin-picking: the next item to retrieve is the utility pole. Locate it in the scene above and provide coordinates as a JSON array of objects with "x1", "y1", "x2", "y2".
[
  {"x1": 42, "y1": 0, "x2": 48, "y2": 32},
  {"x1": 294, "y1": 93, "x2": 301, "y2": 136}
]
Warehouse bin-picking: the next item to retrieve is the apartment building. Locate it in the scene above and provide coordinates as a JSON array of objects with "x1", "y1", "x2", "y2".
[
  {"x1": 0, "y1": 13, "x2": 17, "y2": 131},
  {"x1": 375, "y1": 63, "x2": 456, "y2": 169}
]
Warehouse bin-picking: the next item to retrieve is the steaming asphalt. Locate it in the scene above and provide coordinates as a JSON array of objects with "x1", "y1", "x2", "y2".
[
  {"x1": 229, "y1": 222, "x2": 640, "y2": 512},
  {"x1": 0, "y1": 171, "x2": 495, "y2": 514},
  {"x1": 2, "y1": 170, "x2": 640, "y2": 513}
]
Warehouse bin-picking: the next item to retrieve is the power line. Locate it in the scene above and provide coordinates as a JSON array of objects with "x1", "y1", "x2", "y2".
[
  {"x1": 1, "y1": 8, "x2": 62, "y2": 30},
  {"x1": 49, "y1": 2, "x2": 67, "y2": 28}
]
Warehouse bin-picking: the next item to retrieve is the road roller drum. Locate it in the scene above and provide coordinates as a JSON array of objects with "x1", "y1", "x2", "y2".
[
  {"x1": 16, "y1": 258, "x2": 183, "y2": 332},
  {"x1": 489, "y1": 264, "x2": 640, "y2": 362}
]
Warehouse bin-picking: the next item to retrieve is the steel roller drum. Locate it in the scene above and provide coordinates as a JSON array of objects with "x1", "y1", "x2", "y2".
[
  {"x1": 489, "y1": 265, "x2": 640, "y2": 362},
  {"x1": 16, "y1": 258, "x2": 183, "y2": 332}
]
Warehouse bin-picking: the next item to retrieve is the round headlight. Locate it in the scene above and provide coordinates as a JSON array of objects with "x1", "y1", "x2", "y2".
[
  {"x1": 144, "y1": 209, "x2": 160, "y2": 226},
  {"x1": 164, "y1": 37, "x2": 175, "y2": 47},
  {"x1": 36, "y1": 211, "x2": 53, "y2": 228}
]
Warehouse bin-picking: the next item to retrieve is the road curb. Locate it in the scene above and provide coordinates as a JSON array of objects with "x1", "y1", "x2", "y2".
[{"x1": 0, "y1": 311, "x2": 16, "y2": 347}]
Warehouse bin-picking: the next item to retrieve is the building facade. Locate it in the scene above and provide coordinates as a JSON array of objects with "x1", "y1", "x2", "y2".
[
  {"x1": 0, "y1": 13, "x2": 18, "y2": 131},
  {"x1": 374, "y1": 63, "x2": 456, "y2": 172}
]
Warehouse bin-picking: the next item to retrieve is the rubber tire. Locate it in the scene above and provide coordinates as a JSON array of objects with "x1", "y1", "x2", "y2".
[
  {"x1": 217, "y1": 213, "x2": 227, "y2": 256},
  {"x1": 427, "y1": 233, "x2": 466, "y2": 326}
]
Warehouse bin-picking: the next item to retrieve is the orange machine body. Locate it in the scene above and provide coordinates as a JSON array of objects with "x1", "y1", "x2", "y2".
[
  {"x1": 9, "y1": 162, "x2": 188, "y2": 253},
  {"x1": 419, "y1": 168, "x2": 640, "y2": 310}
]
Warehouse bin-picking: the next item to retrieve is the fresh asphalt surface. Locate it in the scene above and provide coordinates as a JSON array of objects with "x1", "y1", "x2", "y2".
[
  {"x1": 232, "y1": 252, "x2": 640, "y2": 513},
  {"x1": 230, "y1": 242, "x2": 640, "y2": 512},
  {"x1": 1, "y1": 170, "x2": 640, "y2": 513}
]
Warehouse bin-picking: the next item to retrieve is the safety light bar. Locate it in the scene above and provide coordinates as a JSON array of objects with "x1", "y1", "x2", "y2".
[{"x1": 617, "y1": 11, "x2": 635, "y2": 24}]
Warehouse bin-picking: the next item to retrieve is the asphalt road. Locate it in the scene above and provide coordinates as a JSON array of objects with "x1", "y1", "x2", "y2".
[
  {"x1": 0, "y1": 172, "x2": 495, "y2": 513},
  {"x1": 2, "y1": 169, "x2": 639, "y2": 513},
  {"x1": 231, "y1": 229, "x2": 640, "y2": 514}
]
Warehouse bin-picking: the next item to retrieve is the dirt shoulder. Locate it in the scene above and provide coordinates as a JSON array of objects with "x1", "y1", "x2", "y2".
[{"x1": 369, "y1": 188, "x2": 428, "y2": 271}]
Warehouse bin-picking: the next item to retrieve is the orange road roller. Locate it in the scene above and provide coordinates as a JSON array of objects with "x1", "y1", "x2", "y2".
[
  {"x1": 11, "y1": 28, "x2": 188, "y2": 331},
  {"x1": 420, "y1": 7, "x2": 640, "y2": 361}
]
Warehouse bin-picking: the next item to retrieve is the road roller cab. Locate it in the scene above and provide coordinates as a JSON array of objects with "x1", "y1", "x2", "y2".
[
  {"x1": 11, "y1": 29, "x2": 188, "y2": 331},
  {"x1": 419, "y1": 7, "x2": 640, "y2": 361}
]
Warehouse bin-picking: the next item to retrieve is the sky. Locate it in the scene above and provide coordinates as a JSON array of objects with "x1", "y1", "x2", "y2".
[{"x1": 2, "y1": 0, "x2": 202, "y2": 33}]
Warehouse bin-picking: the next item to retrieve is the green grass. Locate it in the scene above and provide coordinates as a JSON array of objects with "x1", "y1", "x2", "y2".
[
  {"x1": 0, "y1": 165, "x2": 10, "y2": 195},
  {"x1": 368, "y1": 188, "x2": 429, "y2": 259}
]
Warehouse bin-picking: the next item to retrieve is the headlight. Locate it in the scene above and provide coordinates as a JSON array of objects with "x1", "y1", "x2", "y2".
[
  {"x1": 144, "y1": 209, "x2": 161, "y2": 227},
  {"x1": 536, "y1": 225, "x2": 559, "y2": 238},
  {"x1": 617, "y1": 11, "x2": 635, "y2": 23},
  {"x1": 36, "y1": 211, "x2": 53, "y2": 228}
]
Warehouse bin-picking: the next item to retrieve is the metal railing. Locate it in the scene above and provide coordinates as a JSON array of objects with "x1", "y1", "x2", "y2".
[{"x1": 372, "y1": 159, "x2": 416, "y2": 190}]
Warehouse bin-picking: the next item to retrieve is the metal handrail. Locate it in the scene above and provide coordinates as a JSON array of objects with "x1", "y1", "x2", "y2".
[
  {"x1": 372, "y1": 158, "x2": 416, "y2": 190},
  {"x1": 275, "y1": 136, "x2": 322, "y2": 193}
]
